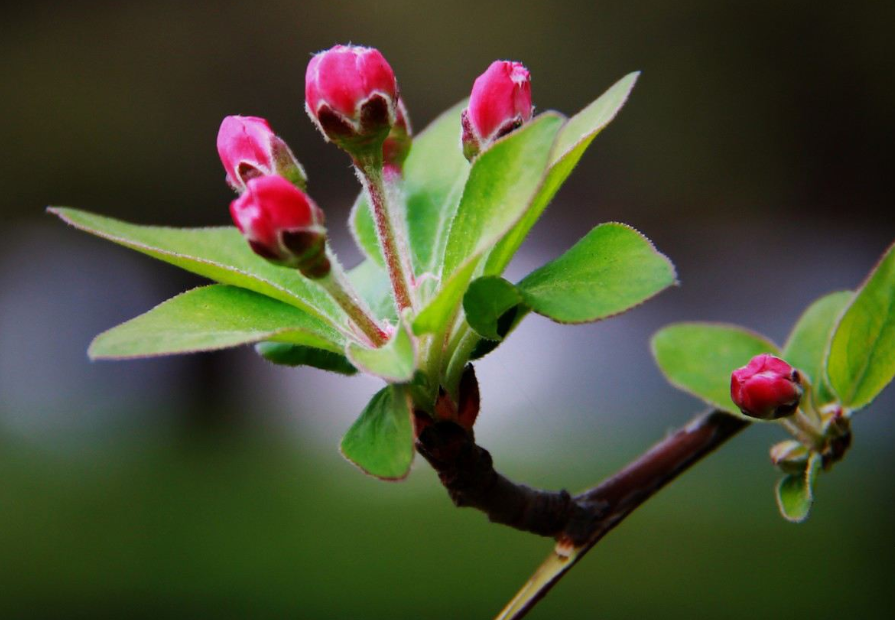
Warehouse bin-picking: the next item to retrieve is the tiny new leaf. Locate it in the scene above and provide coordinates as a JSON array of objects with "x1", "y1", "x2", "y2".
[
  {"x1": 652, "y1": 323, "x2": 779, "y2": 414},
  {"x1": 775, "y1": 452, "x2": 821, "y2": 523},
  {"x1": 517, "y1": 223, "x2": 675, "y2": 324},
  {"x1": 340, "y1": 385, "x2": 414, "y2": 480},
  {"x1": 89, "y1": 285, "x2": 343, "y2": 359},
  {"x1": 463, "y1": 276, "x2": 524, "y2": 341},
  {"x1": 782, "y1": 291, "x2": 852, "y2": 406},
  {"x1": 827, "y1": 242, "x2": 895, "y2": 410},
  {"x1": 346, "y1": 320, "x2": 417, "y2": 383}
]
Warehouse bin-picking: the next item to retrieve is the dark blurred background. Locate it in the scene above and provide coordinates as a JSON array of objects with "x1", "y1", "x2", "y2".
[{"x1": 2, "y1": 1, "x2": 894, "y2": 618}]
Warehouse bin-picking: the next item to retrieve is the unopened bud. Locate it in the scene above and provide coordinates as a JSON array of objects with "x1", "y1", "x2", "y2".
[
  {"x1": 305, "y1": 44, "x2": 399, "y2": 158},
  {"x1": 217, "y1": 115, "x2": 306, "y2": 192},
  {"x1": 731, "y1": 354, "x2": 803, "y2": 420},
  {"x1": 229, "y1": 175, "x2": 329, "y2": 278},
  {"x1": 382, "y1": 97, "x2": 412, "y2": 175},
  {"x1": 461, "y1": 60, "x2": 533, "y2": 161}
]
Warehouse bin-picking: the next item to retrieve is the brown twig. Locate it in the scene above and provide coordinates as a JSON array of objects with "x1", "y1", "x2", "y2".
[{"x1": 415, "y1": 409, "x2": 749, "y2": 618}]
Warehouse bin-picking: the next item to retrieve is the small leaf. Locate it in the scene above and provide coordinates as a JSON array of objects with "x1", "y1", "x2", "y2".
[
  {"x1": 340, "y1": 385, "x2": 414, "y2": 480},
  {"x1": 50, "y1": 208, "x2": 350, "y2": 331},
  {"x1": 346, "y1": 321, "x2": 417, "y2": 383},
  {"x1": 775, "y1": 452, "x2": 821, "y2": 523},
  {"x1": 348, "y1": 260, "x2": 398, "y2": 323},
  {"x1": 255, "y1": 342, "x2": 357, "y2": 375},
  {"x1": 652, "y1": 323, "x2": 779, "y2": 414},
  {"x1": 463, "y1": 276, "x2": 524, "y2": 341},
  {"x1": 350, "y1": 100, "x2": 470, "y2": 275},
  {"x1": 517, "y1": 223, "x2": 675, "y2": 324},
  {"x1": 782, "y1": 291, "x2": 852, "y2": 405},
  {"x1": 413, "y1": 113, "x2": 564, "y2": 335},
  {"x1": 827, "y1": 242, "x2": 895, "y2": 410},
  {"x1": 89, "y1": 285, "x2": 342, "y2": 360},
  {"x1": 484, "y1": 72, "x2": 640, "y2": 277},
  {"x1": 468, "y1": 305, "x2": 530, "y2": 361}
]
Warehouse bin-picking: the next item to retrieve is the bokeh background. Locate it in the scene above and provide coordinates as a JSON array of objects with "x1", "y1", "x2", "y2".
[{"x1": 2, "y1": 1, "x2": 894, "y2": 617}]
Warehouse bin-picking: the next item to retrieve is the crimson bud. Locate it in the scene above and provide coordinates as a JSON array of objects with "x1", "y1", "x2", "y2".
[
  {"x1": 730, "y1": 354, "x2": 803, "y2": 420},
  {"x1": 217, "y1": 115, "x2": 306, "y2": 192},
  {"x1": 229, "y1": 175, "x2": 329, "y2": 278},
  {"x1": 461, "y1": 60, "x2": 533, "y2": 161}
]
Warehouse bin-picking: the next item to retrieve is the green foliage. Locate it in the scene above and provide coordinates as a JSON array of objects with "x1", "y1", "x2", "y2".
[
  {"x1": 827, "y1": 242, "x2": 895, "y2": 410},
  {"x1": 340, "y1": 386, "x2": 414, "y2": 480},
  {"x1": 782, "y1": 291, "x2": 852, "y2": 405},
  {"x1": 413, "y1": 113, "x2": 564, "y2": 335},
  {"x1": 517, "y1": 223, "x2": 675, "y2": 324},
  {"x1": 463, "y1": 276, "x2": 523, "y2": 341},
  {"x1": 89, "y1": 285, "x2": 343, "y2": 359},
  {"x1": 347, "y1": 321, "x2": 417, "y2": 383},
  {"x1": 350, "y1": 101, "x2": 470, "y2": 276},
  {"x1": 348, "y1": 260, "x2": 397, "y2": 322},
  {"x1": 652, "y1": 323, "x2": 779, "y2": 414},
  {"x1": 775, "y1": 453, "x2": 821, "y2": 523},
  {"x1": 256, "y1": 342, "x2": 357, "y2": 375},
  {"x1": 50, "y1": 208, "x2": 348, "y2": 329}
]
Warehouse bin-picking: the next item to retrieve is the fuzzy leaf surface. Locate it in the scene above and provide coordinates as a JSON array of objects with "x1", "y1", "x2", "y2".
[
  {"x1": 413, "y1": 113, "x2": 564, "y2": 335},
  {"x1": 782, "y1": 291, "x2": 852, "y2": 405},
  {"x1": 652, "y1": 323, "x2": 779, "y2": 414},
  {"x1": 50, "y1": 208, "x2": 350, "y2": 333},
  {"x1": 518, "y1": 223, "x2": 675, "y2": 324},
  {"x1": 483, "y1": 72, "x2": 639, "y2": 276},
  {"x1": 828, "y1": 242, "x2": 895, "y2": 410},
  {"x1": 255, "y1": 342, "x2": 357, "y2": 375},
  {"x1": 348, "y1": 260, "x2": 398, "y2": 323},
  {"x1": 775, "y1": 453, "x2": 821, "y2": 523},
  {"x1": 346, "y1": 321, "x2": 417, "y2": 383},
  {"x1": 350, "y1": 101, "x2": 470, "y2": 275},
  {"x1": 340, "y1": 385, "x2": 414, "y2": 480},
  {"x1": 89, "y1": 285, "x2": 342, "y2": 360}
]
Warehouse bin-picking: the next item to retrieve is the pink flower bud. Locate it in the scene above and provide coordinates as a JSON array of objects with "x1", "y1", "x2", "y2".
[
  {"x1": 461, "y1": 60, "x2": 533, "y2": 161},
  {"x1": 382, "y1": 97, "x2": 412, "y2": 175},
  {"x1": 217, "y1": 116, "x2": 307, "y2": 192},
  {"x1": 730, "y1": 354, "x2": 803, "y2": 420},
  {"x1": 305, "y1": 44, "x2": 398, "y2": 157},
  {"x1": 229, "y1": 175, "x2": 329, "y2": 278}
]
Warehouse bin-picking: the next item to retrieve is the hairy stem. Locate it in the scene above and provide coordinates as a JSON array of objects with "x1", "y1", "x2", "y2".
[
  {"x1": 319, "y1": 255, "x2": 388, "y2": 347},
  {"x1": 356, "y1": 157, "x2": 415, "y2": 313}
]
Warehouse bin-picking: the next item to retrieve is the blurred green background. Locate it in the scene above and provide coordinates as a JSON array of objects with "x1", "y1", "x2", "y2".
[{"x1": 1, "y1": 1, "x2": 894, "y2": 618}]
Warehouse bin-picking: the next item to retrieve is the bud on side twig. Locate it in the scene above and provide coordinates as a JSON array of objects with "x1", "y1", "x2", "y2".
[
  {"x1": 730, "y1": 354, "x2": 803, "y2": 420},
  {"x1": 217, "y1": 115, "x2": 306, "y2": 192},
  {"x1": 229, "y1": 175, "x2": 329, "y2": 278},
  {"x1": 382, "y1": 97, "x2": 412, "y2": 175},
  {"x1": 461, "y1": 60, "x2": 533, "y2": 161}
]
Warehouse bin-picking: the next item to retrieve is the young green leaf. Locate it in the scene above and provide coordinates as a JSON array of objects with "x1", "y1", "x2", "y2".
[
  {"x1": 255, "y1": 342, "x2": 357, "y2": 375},
  {"x1": 346, "y1": 320, "x2": 417, "y2": 383},
  {"x1": 50, "y1": 208, "x2": 349, "y2": 331},
  {"x1": 652, "y1": 323, "x2": 779, "y2": 414},
  {"x1": 782, "y1": 291, "x2": 852, "y2": 405},
  {"x1": 340, "y1": 385, "x2": 414, "y2": 480},
  {"x1": 827, "y1": 242, "x2": 895, "y2": 410},
  {"x1": 483, "y1": 72, "x2": 640, "y2": 277},
  {"x1": 348, "y1": 260, "x2": 398, "y2": 323},
  {"x1": 413, "y1": 113, "x2": 565, "y2": 335},
  {"x1": 517, "y1": 223, "x2": 675, "y2": 324},
  {"x1": 89, "y1": 285, "x2": 343, "y2": 360},
  {"x1": 350, "y1": 100, "x2": 471, "y2": 274},
  {"x1": 775, "y1": 452, "x2": 821, "y2": 523},
  {"x1": 463, "y1": 276, "x2": 524, "y2": 341}
]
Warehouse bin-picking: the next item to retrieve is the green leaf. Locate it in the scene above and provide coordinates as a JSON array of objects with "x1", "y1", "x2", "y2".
[
  {"x1": 50, "y1": 208, "x2": 350, "y2": 334},
  {"x1": 340, "y1": 385, "x2": 414, "y2": 480},
  {"x1": 652, "y1": 323, "x2": 779, "y2": 414},
  {"x1": 89, "y1": 285, "x2": 342, "y2": 360},
  {"x1": 348, "y1": 260, "x2": 398, "y2": 323},
  {"x1": 775, "y1": 452, "x2": 821, "y2": 523},
  {"x1": 350, "y1": 100, "x2": 471, "y2": 275},
  {"x1": 346, "y1": 321, "x2": 417, "y2": 383},
  {"x1": 468, "y1": 305, "x2": 530, "y2": 361},
  {"x1": 255, "y1": 342, "x2": 357, "y2": 375},
  {"x1": 517, "y1": 223, "x2": 675, "y2": 324},
  {"x1": 413, "y1": 113, "x2": 565, "y2": 335},
  {"x1": 827, "y1": 242, "x2": 895, "y2": 410},
  {"x1": 782, "y1": 291, "x2": 853, "y2": 406},
  {"x1": 463, "y1": 276, "x2": 524, "y2": 341},
  {"x1": 483, "y1": 72, "x2": 639, "y2": 277}
]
